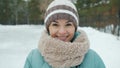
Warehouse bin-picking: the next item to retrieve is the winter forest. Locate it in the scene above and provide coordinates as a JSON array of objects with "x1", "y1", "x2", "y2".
[
  {"x1": 0, "y1": 0, "x2": 120, "y2": 35},
  {"x1": 0, "y1": 0, "x2": 120, "y2": 68}
]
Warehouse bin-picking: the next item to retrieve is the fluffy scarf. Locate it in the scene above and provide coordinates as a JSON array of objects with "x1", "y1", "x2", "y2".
[{"x1": 38, "y1": 30, "x2": 90, "y2": 68}]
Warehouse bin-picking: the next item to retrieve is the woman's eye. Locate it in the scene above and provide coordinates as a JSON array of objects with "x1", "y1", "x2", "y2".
[
  {"x1": 66, "y1": 23, "x2": 72, "y2": 26},
  {"x1": 52, "y1": 23, "x2": 58, "y2": 26}
]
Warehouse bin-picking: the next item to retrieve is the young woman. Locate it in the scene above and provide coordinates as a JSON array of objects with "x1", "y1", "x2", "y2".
[{"x1": 24, "y1": 0, "x2": 105, "y2": 68}]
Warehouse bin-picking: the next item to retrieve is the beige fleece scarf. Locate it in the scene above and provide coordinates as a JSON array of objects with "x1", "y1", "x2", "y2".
[{"x1": 38, "y1": 30, "x2": 90, "y2": 68}]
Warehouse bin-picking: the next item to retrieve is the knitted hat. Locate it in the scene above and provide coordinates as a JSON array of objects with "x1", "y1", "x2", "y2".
[{"x1": 44, "y1": 0, "x2": 79, "y2": 31}]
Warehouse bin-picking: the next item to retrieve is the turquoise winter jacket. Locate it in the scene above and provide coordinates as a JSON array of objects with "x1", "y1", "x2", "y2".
[{"x1": 24, "y1": 49, "x2": 105, "y2": 68}]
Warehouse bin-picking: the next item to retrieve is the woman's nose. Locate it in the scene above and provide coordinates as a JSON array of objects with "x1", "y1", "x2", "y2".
[{"x1": 58, "y1": 27, "x2": 67, "y2": 35}]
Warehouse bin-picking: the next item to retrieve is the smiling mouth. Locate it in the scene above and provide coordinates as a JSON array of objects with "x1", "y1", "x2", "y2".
[{"x1": 56, "y1": 36, "x2": 68, "y2": 41}]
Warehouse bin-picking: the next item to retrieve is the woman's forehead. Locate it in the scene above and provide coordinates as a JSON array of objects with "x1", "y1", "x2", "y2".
[
  {"x1": 55, "y1": 19, "x2": 68, "y2": 22},
  {"x1": 53, "y1": 19, "x2": 74, "y2": 23}
]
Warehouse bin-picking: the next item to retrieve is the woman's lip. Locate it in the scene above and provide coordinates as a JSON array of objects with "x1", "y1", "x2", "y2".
[{"x1": 56, "y1": 36, "x2": 67, "y2": 41}]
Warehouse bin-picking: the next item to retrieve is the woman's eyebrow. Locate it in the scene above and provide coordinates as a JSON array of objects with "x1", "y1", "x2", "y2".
[
  {"x1": 52, "y1": 20, "x2": 58, "y2": 23},
  {"x1": 66, "y1": 20, "x2": 72, "y2": 23}
]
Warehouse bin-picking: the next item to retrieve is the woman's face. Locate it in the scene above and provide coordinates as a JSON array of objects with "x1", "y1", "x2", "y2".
[{"x1": 49, "y1": 19, "x2": 75, "y2": 42}]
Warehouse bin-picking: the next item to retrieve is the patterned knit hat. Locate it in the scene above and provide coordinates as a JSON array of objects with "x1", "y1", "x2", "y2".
[{"x1": 44, "y1": 0, "x2": 79, "y2": 31}]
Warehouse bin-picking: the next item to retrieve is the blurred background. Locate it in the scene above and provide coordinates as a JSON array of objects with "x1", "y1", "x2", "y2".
[
  {"x1": 0, "y1": 0, "x2": 120, "y2": 35},
  {"x1": 0, "y1": 0, "x2": 120, "y2": 68}
]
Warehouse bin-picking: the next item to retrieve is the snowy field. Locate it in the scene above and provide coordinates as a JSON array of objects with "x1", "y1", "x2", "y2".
[{"x1": 0, "y1": 25, "x2": 120, "y2": 68}]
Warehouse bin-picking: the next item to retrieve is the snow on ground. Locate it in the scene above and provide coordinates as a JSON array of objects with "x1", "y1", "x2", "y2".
[
  {"x1": 80, "y1": 27, "x2": 120, "y2": 68},
  {"x1": 0, "y1": 25, "x2": 120, "y2": 68}
]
